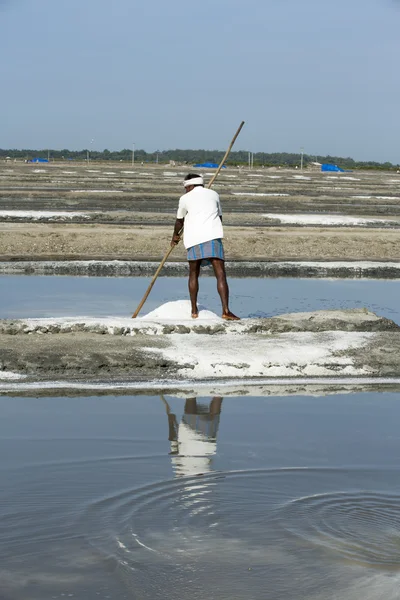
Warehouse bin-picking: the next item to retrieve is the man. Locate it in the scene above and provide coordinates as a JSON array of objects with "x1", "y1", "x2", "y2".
[
  {"x1": 162, "y1": 395, "x2": 224, "y2": 478},
  {"x1": 171, "y1": 173, "x2": 239, "y2": 320}
]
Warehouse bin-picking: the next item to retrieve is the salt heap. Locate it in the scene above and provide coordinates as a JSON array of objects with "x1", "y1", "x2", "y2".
[{"x1": 139, "y1": 300, "x2": 222, "y2": 322}]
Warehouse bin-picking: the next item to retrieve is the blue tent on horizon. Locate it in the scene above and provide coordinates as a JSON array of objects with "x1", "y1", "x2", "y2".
[
  {"x1": 193, "y1": 162, "x2": 226, "y2": 169},
  {"x1": 28, "y1": 158, "x2": 49, "y2": 163},
  {"x1": 321, "y1": 164, "x2": 345, "y2": 173}
]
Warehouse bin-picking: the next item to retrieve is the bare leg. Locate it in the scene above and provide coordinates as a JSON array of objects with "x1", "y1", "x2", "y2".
[
  {"x1": 209, "y1": 258, "x2": 240, "y2": 320},
  {"x1": 160, "y1": 396, "x2": 179, "y2": 453},
  {"x1": 188, "y1": 261, "x2": 201, "y2": 318}
]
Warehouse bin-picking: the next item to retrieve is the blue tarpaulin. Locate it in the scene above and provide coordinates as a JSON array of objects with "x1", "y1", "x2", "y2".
[
  {"x1": 29, "y1": 158, "x2": 49, "y2": 163},
  {"x1": 193, "y1": 162, "x2": 226, "y2": 169},
  {"x1": 321, "y1": 164, "x2": 344, "y2": 172}
]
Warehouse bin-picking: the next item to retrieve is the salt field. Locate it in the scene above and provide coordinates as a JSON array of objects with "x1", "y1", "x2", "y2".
[
  {"x1": 1, "y1": 163, "x2": 400, "y2": 598},
  {"x1": 3, "y1": 0, "x2": 400, "y2": 593},
  {"x1": 0, "y1": 163, "x2": 399, "y2": 263}
]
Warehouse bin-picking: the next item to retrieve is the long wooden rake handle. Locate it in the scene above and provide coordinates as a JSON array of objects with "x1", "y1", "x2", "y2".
[
  {"x1": 132, "y1": 120, "x2": 245, "y2": 318},
  {"x1": 207, "y1": 121, "x2": 245, "y2": 189}
]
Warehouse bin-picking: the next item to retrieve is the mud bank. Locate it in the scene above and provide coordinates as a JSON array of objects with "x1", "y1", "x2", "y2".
[
  {"x1": 0, "y1": 223, "x2": 399, "y2": 262},
  {"x1": 1, "y1": 259, "x2": 400, "y2": 278},
  {"x1": 1, "y1": 308, "x2": 400, "y2": 383}
]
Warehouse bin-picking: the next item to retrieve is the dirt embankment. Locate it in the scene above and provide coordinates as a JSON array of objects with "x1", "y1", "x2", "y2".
[{"x1": 0, "y1": 223, "x2": 399, "y2": 261}]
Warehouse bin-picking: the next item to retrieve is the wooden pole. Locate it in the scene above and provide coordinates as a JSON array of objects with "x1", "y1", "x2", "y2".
[
  {"x1": 132, "y1": 120, "x2": 245, "y2": 318},
  {"x1": 206, "y1": 121, "x2": 245, "y2": 189}
]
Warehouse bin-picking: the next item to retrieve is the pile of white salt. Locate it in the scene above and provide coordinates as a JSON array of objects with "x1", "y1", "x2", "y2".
[{"x1": 139, "y1": 300, "x2": 221, "y2": 322}]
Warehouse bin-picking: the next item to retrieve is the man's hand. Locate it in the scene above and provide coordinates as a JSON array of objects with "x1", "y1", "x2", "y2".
[
  {"x1": 171, "y1": 234, "x2": 181, "y2": 247},
  {"x1": 171, "y1": 218, "x2": 184, "y2": 247}
]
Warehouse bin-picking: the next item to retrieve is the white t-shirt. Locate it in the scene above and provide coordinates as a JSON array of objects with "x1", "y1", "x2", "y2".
[
  {"x1": 171, "y1": 422, "x2": 216, "y2": 478},
  {"x1": 177, "y1": 186, "x2": 224, "y2": 249}
]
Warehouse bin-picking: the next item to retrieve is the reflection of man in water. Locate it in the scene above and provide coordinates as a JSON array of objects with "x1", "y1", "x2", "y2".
[{"x1": 162, "y1": 397, "x2": 223, "y2": 478}]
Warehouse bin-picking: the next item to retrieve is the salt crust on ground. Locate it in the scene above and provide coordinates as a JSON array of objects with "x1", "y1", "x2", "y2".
[
  {"x1": 0, "y1": 371, "x2": 26, "y2": 380},
  {"x1": 353, "y1": 196, "x2": 400, "y2": 200},
  {"x1": 7, "y1": 301, "x2": 379, "y2": 380},
  {"x1": 72, "y1": 190, "x2": 123, "y2": 193},
  {"x1": 233, "y1": 192, "x2": 290, "y2": 197},
  {"x1": 0, "y1": 210, "x2": 91, "y2": 219},
  {"x1": 145, "y1": 331, "x2": 373, "y2": 379},
  {"x1": 263, "y1": 213, "x2": 391, "y2": 226}
]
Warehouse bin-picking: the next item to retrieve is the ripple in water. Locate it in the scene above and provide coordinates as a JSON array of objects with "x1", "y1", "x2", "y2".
[
  {"x1": 81, "y1": 468, "x2": 400, "y2": 599},
  {"x1": 281, "y1": 491, "x2": 400, "y2": 569}
]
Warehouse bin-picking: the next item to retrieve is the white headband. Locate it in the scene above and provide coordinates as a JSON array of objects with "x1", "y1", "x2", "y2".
[{"x1": 183, "y1": 176, "x2": 204, "y2": 187}]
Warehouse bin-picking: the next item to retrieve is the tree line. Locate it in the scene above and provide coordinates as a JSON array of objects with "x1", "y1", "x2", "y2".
[{"x1": 0, "y1": 148, "x2": 397, "y2": 170}]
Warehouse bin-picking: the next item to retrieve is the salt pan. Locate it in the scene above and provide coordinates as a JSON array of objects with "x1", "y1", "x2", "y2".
[
  {"x1": 233, "y1": 192, "x2": 290, "y2": 197},
  {"x1": 263, "y1": 213, "x2": 389, "y2": 226},
  {"x1": 353, "y1": 195, "x2": 400, "y2": 201},
  {"x1": 0, "y1": 210, "x2": 90, "y2": 219}
]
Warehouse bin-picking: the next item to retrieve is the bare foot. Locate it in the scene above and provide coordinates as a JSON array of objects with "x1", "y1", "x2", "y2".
[
  {"x1": 191, "y1": 312, "x2": 199, "y2": 319},
  {"x1": 222, "y1": 311, "x2": 240, "y2": 321}
]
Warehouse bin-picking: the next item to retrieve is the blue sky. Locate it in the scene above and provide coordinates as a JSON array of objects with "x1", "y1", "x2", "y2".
[{"x1": 1, "y1": 0, "x2": 399, "y2": 161}]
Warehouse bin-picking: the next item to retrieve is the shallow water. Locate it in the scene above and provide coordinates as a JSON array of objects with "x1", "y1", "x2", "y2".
[
  {"x1": 1, "y1": 392, "x2": 400, "y2": 599},
  {"x1": 1, "y1": 275, "x2": 400, "y2": 598},
  {"x1": 0, "y1": 275, "x2": 400, "y2": 322}
]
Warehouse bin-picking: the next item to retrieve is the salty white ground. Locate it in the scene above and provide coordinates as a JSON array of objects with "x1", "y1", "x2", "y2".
[
  {"x1": 141, "y1": 302, "x2": 373, "y2": 379},
  {"x1": 0, "y1": 371, "x2": 25, "y2": 380},
  {"x1": 1, "y1": 211, "x2": 396, "y2": 228},
  {"x1": 0, "y1": 210, "x2": 91, "y2": 219},
  {"x1": 263, "y1": 214, "x2": 394, "y2": 226},
  {"x1": 233, "y1": 192, "x2": 290, "y2": 197},
  {"x1": 5, "y1": 300, "x2": 379, "y2": 381},
  {"x1": 147, "y1": 329, "x2": 372, "y2": 379}
]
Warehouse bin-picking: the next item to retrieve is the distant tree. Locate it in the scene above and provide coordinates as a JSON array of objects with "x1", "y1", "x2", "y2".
[{"x1": 0, "y1": 147, "x2": 397, "y2": 170}]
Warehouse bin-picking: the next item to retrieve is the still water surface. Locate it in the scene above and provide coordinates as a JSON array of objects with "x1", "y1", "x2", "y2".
[
  {"x1": 0, "y1": 275, "x2": 400, "y2": 322},
  {"x1": 1, "y1": 392, "x2": 400, "y2": 599}
]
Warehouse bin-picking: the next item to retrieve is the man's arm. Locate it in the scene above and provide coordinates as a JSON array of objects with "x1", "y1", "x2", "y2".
[{"x1": 171, "y1": 218, "x2": 184, "y2": 247}]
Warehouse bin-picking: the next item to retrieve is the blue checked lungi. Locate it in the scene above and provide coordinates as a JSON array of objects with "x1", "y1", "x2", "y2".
[{"x1": 187, "y1": 238, "x2": 225, "y2": 265}]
